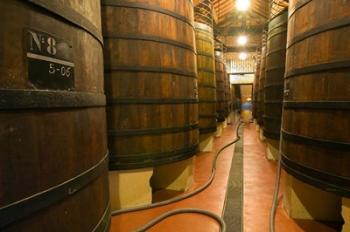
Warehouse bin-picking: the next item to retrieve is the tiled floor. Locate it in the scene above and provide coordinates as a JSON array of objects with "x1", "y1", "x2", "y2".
[
  {"x1": 109, "y1": 121, "x2": 341, "y2": 232},
  {"x1": 110, "y1": 123, "x2": 238, "y2": 232},
  {"x1": 243, "y1": 123, "x2": 340, "y2": 232}
]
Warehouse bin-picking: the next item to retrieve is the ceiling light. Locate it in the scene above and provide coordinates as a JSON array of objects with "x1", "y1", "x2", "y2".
[
  {"x1": 239, "y1": 52, "x2": 248, "y2": 60},
  {"x1": 237, "y1": 35, "x2": 248, "y2": 46},
  {"x1": 236, "y1": 0, "x2": 250, "y2": 11}
]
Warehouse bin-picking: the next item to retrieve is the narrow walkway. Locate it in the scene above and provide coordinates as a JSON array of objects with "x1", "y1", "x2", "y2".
[
  {"x1": 110, "y1": 123, "x2": 238, "y2": 232},
  {"x1": 223, "y1": 125, "x2": 244, "y2": 231},
  {"x1": 243, "y1": 123, "x2": 339, "y2": 232},
  {"x1": 110, "y1": 122, "x2": 339, "y2": 232}
]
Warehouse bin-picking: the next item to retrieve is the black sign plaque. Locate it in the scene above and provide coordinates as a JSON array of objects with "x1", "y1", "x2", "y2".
[{"x1": 26, "y1": 29, "x2": 74, "y2": 90}]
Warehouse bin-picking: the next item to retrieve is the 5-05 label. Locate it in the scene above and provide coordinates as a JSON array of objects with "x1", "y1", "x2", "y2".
[{"x1": 26, "y1": 29, "x2": 74, "y2": 90}]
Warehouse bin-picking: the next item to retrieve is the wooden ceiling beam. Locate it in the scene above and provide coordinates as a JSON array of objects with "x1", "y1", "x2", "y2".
[
  {"x1": 213, "y1": 0, "x2": 233, "y2": 8},
  {"x1": 215, "y1": 4, "x2": 233, "y2": 15},
  {"x1": 213, "y1": 0, "x2": 270, "y2": 36},
  {"x1": 214, "y1": 4, "x2": 234, "y2": 20},
  {"x1": 226, "y1": 46, "x2": 258, "y2": 52},
  {"x1": 218, "y1": 25, "x2": 265, "y2": 35}
]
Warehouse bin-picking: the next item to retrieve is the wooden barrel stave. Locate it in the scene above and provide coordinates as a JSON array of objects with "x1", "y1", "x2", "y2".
[
  {"x1": 253, "y1": 58, "x2": 261, "y2": 120},
  {"x1": 195, "y1": 22, "x2": 217, "y2": 135},
  {"x1": 257, "y1": 32, "x2": 267, "y2": 126},
  {"x1": 263, "y1": 9, "x2": 288, "y2": 140},
  {"x1": 282, "y1": 0, "x2": 350, "y2": 196},
  {"x1": 0, "y1": 0, "x2": 109, "y2": 230},
  {"x1": 216, "y1": 60, "x2": 226, "y2": 122},
  {"x1": 224, "y1": 68, "x2": 230, "y2": 117},
  {"x1": 102, "y1": 0, "x2": 199, "y2": 170}
]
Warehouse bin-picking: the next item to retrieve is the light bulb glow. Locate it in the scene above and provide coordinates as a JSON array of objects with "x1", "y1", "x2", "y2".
[
  {"x1": 239, "y1": 52, "x2": 248, "y2": 60},
  {"x1": 236, "y1": 0, "x2": 250, "y2": 11},
  {"x1": 215, "y1": 51, "x2": 222, "y2": 57},
  {"x1": 229, "y1": 75, "x2": 235, "y2": 84},
  {"x1": 237, "y1": 35, "x2": 248, "y2": 46}
]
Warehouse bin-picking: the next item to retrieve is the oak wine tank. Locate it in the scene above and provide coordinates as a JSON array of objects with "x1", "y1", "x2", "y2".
[
  {"x1": 215, "y1": 58, "x2": 226, "y2": 123},
  {"x1": 102, "y1": 0, "x2": 199, "y2": 170},
  {"x1": 263, "y1": 9, "x2": 288, "y2": 143},
  {"x1": 224, "y1": 67, "x2": 230, "y2": 117},
  {"x1": 257, "y1": 31, "x2": 267, "y2": 126},
  {"x1": 194, "y1": 22, "x2": 217, "y2": 138},
  {"x1": 0, "y1": 0, "x2": 110, "y2": 231},
  {"x1": 253, "y1": 50, "x2": 261, "y2": 120},
  {"x1": 281, "y1": 0, "x2": 350, "y2": 197}
]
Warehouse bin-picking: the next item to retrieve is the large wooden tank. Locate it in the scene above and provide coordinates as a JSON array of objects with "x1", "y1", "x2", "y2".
[
  {"x1": 194, "y1": 22, "x2": 217, "y2": 137},
  {"x1": 102, "y1": 0, "x2": 199, "y2": 170},
  {"x1": 215, "y1": 59, "x2": 226, "y2": 123},
  {"x1": 0, "y1": 0, "x2": 110, "y2": 231},
  {"x1": 257, "y1": 32, "x2": 267, "y2": 126},
  {"x1": 253, "y1": 53, "x2": 261, "y2": 120},
  {"x1": 224, "y1": 68, "x2": 231, "y2": 117},
  {"x1": 281, "y1": 0, "x2": 350, "y2": 196},
  {"x1": 263, "y1": 9, "x2": 288, "y2": 142}
]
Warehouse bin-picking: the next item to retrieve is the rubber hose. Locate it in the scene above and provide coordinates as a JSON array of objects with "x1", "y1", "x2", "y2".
[
  {"x1": 269, "y1": 152, "x2": 282, "y2": 232},
  {"x1": 111, "y1": 119, "x2": 244, "y2": 232},
  {"x1": 134, "y1": 208, "x2": 226, "y2": 232},
  {"x1": 269, "y1": 101, "x2": 286, "y2": 232}
]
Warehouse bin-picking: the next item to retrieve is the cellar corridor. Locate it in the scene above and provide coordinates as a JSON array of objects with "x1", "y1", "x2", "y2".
[
  {"x1": 109, "y1": 120, "x2": 342, "y2": 232},
  {"x1": 1, "y1": 0, "x2": 349, "y2": 231}
]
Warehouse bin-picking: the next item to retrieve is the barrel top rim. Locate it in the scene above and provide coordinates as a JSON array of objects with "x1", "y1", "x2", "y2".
[
  {"x1": 27, "y1": 0, "x2": 104, "y2": 46},
  {"x1": 101, "y1": 0, "x2": 195, "y2": 28},
  {"x1": 268, "y1": 7, "x2": 288, "y2": 23},
  {"x1": 194, "y1": 21, "x2": 213, "y2": 32},
  {"x1": 288, "y1": 0, "x2": 313, "y2": 18}
]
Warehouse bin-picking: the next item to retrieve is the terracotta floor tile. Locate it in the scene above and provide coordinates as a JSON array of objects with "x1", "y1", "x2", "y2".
[
  {"x1": 243, "y1": 123, "x2": 340, "y2": 232},
  {"x1": 109, "y1": 122, "x2": 340, "y2": 232},
  {"x1": 110, "y1": 123, "x2": 238, "y2": 232}
]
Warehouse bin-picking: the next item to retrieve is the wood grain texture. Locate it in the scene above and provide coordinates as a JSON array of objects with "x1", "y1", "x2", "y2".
[
  {"x1": 253, "y1": 52, "x2": 261, "y2": 119},
  {"x1": 282, "y1": 0, "x2": 350, "y2": 197},
  {"x1": 224, "y1": 66, "x2": 231, "y2": 117},
  {"x1": 216, "y1": 59, "x2": 226, "y2": 122},
  {"x1": 195, "y1": 22, "x2": 217, "y2": 136},
  {"x1": 0, "y1": 0, "x2": 109, "y2": 231},
  {"x1": 102, "y1": 0, "x2": 199, "y2": 170},
  {"x1": 263, "y1": 9, "x2": 287, "y2": 141},
  {"x1": 257, "y1": 31, "x2": 267, "y2": 126}
]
